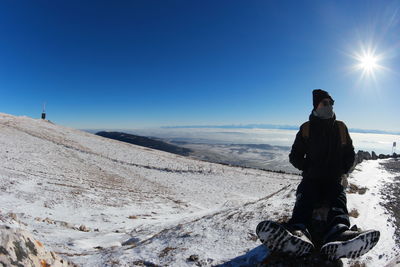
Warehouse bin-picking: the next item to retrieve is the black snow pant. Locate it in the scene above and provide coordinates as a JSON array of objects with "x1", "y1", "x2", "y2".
[{"x1": 288, "y1": 179, "x2": 350, "y2": 232}]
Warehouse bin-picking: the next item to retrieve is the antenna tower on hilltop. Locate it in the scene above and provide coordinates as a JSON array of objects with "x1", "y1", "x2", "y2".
[{"x1": 41, "y1": 102, "x2": 46, "y2": 120}]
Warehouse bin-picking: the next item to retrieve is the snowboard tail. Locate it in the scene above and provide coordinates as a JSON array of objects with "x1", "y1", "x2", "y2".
[
  {"x1": 256, "y1": 220, "x2": 314, "y2": 257},
  {"x1": 320, "y1": 230, "x2": 380, "y2": 260}
]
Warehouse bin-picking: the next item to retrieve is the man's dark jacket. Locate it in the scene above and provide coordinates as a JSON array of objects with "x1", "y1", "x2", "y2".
[{"x1": 289, "y1": 113, "x2": 355, "y2": 183}]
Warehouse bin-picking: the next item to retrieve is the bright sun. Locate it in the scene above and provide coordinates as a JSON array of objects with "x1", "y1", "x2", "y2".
[
  {"x1": 358, "y1": 54, "x2": 378, "y2": 72},
  {"x1": 351, "y1": 45, "x2": 385, "y2": 80}
]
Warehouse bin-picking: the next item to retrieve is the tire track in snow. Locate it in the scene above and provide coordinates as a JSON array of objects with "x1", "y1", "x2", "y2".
[{"x1": 122, "y1": 184, "x2": 292, "y2": 249}]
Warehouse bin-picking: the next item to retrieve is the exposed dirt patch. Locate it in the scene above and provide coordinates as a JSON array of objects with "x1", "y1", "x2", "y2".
[
  {"x1": 381, "y1": 159, "x2": 400, "y2": 173},
  {"x1": 159, "y1": 247, "x2": 177, "y2": 258},
  {"x1": 349, "y1": 208, "x2": 360, "y2": 218},
  {"x1": 130, "y1": 260, "x2": 159, "y2": 266},
  {"x1": 380, "y1": 159, "x2": 400, "y2": 246},
  {"x1": 349, "y1": 261, "x2": 366, "y2": 267},
  {"x1": 347, "y1": 183, "x2": 368, "y2": 194}
]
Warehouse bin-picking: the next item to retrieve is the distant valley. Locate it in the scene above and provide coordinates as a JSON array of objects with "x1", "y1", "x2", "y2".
[
  {"x1": 96, "y1": 131, "x2": 298, "y2": 173},
  {"x1": 96, "y1": 131, "x2": 192, "y2": 156}
]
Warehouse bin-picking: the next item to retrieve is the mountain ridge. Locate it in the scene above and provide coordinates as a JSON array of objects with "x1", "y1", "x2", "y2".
[{"x1": 96, "y1": 131, "x2": 192, "y2": 156}]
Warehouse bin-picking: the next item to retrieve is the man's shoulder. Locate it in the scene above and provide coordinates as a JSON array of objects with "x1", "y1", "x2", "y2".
[
  {"x1": 335, "y1": 120, "x2": 351, "y2": 145},
  {"x1": 300, "y1": 121, "x2": 310, "y2": 127},
  {"x1": 300, "y1": 121, "x2": 310, "y2": 138},
  {"x1": 335, "y1": 120, "x2": 348, "y2": 129}
]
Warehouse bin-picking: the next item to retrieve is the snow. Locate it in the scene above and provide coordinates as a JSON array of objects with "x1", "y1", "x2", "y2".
[
  {"x1": 0, "y1": 112, "x2": 399, "y2": 266},
  {"x1": 344, "y1": 160, "x2": 400, "y2": 266}
]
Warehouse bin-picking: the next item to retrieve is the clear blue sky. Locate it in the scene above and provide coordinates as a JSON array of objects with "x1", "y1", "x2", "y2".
[{"x1": 0, "y1": 0, "x2": 399, "y2": 131}]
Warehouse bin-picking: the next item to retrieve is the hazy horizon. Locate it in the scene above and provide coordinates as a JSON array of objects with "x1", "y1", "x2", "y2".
[
  {"x1": 82, "y1": 123, "x2": 400, "y2": 136},
  {"x1": 85, "y1": 126, "x2": 399, "y2": 155}
]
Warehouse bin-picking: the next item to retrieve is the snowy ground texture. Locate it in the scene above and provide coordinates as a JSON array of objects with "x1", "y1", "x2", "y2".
[{"x1": 0, "y1": 113, "x2": 399, "y2": 266}]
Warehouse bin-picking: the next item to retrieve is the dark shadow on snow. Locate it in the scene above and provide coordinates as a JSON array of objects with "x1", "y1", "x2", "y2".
[{"x1": 216, "y1": 245, "x2": 268, "y2": 267}]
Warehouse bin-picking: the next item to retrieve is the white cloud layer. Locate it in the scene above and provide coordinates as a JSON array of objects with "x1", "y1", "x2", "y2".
[{"x1": 132, "y1": 128, "x2": 400, "y2": 155}]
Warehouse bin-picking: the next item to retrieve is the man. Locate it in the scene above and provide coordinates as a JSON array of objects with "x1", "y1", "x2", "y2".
[
  {"x1": 288, "y1": 89, "x2": 354, "y2": 243},
  {"x1": 256, "y1": 89, "x2": 380, "y2": 260}
]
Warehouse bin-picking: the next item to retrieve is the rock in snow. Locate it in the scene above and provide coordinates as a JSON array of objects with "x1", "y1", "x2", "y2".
[{"x1": 0, "y1": 225, "x2": 76, "y2": 267}]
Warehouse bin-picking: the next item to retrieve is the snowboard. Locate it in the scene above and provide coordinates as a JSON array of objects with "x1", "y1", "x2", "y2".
[
  {"x1": 256, "y1": 220, "x2": 342, "y2": 266},
  {"x1": 320, "y1": 229, "x2": 380, "y2": 260},
  {"x1": 256, "y1": 220, "x2": 380, "y2": 266}
]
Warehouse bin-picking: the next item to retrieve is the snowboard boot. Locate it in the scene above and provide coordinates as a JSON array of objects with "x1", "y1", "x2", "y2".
[
  {"x1": 321, "y1": 224, "x2": 380, "y2": 260},
  {"x1": 256, "y1": 220, "x2": 314, "y2": 257}
]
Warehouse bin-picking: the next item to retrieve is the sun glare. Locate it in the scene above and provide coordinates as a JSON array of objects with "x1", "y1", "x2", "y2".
[
  {"x1": 358, "y1": 54, "x2": 378, "y2": 72},
  {"x1": 350, "y1": 43, "x2": 386, "y2": 81}
]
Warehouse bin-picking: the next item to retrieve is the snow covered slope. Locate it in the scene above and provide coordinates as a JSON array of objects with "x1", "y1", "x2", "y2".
[{"x1": 0, "y1": 113, "x2": 398, "y2": 266}]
